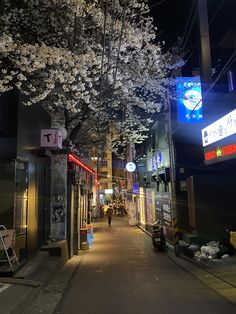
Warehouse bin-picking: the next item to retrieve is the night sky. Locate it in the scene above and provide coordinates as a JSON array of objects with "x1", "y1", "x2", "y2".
[
  {"x1": 149, "y1": 0, "x2": 236, "y2": 80},
  {"x1": 148, "y1": 0, "x2": 236, "y2": 143},
  {"x1": 148, "y1": 0, "x2": 192, "y2": 45}
]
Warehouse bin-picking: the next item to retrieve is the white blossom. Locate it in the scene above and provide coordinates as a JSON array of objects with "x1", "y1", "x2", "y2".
[{"x1": 0, "y1": 0, "x2": 183, "y2": 156}]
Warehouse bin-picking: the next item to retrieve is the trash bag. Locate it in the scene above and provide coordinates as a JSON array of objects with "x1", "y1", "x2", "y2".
[
  {"x1": 194, "y1": 241, "x2": 219, "y2": 261},
  {"x1": 216, "y1": 243, "x2": 235, "y2": 258},
  {"x1": 181, "y1": 243, "x2": 200, "y2": 259},
  {"x1": 216, "y1": 230, "x2": 235, "y2": 258}
]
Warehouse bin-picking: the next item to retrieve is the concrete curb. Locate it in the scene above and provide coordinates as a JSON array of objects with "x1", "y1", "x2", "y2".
[
  {"x1": 169, "y1": 252, "x2": 236, "y2": 306},
  {"x1": 139, "y1": 223, "x2": 236, "y2": 306}
]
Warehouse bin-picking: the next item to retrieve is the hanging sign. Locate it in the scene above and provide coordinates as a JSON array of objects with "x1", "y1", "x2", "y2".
[
  {"x1": 176, "y1": 77, "x2": 203, "y2": 123},
  {"x1": 152, "y1": 151, "x2": 162, "y2": 170},
  {"x1": 126, "y1": 162, "x2": 136, "y2": 172},
  {"x1": 132, "y1": 183, "x2": 139, "y2": 195},
  {"x1": 40, "y1": 129, "x2": 62, "y2": 149}
]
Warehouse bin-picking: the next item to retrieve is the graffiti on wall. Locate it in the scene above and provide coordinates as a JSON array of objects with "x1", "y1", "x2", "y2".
[{"x1": 51, "y1": 154, "x2": 67, "y2": 240}]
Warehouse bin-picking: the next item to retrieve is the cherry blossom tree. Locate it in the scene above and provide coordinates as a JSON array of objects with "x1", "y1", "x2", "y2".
[{"x1": 0, "y1": 0, "x2": 183, "y2": 156}]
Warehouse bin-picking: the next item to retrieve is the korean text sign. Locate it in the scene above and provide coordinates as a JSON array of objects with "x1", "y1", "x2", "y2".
[{"x1": 176, "y1": 77, "x2": 203, "y2": 123}]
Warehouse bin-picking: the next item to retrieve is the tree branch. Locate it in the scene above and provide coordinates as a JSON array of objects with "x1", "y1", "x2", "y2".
[{"x1": 49, "y1": 0, "x2": 73, "y2": 49}]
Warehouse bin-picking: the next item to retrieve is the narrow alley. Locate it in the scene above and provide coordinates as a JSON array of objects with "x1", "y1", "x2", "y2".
[{"x1": 54, "y1": 217, "x2": 236, "y2": 314}]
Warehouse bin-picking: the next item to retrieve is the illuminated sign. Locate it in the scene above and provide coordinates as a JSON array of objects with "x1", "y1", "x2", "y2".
[
  {"x1": 68, "y1": 154, "x2": 95, "y2": 174},
  {"x1": 152, "y1": 151, "x2": 162, "y2": 170},
  {"x1": 105, "y1": 189, "x2": 113, "y2": 194},
  {"x1": 133, "y1": 184, "x2": 139, "y2": 195},
  {"x1": 202, "y1": 109, "x2": 236, "y2": 147},
  {"x1": 204, "y1": 143, "x2": 236, "y2": 163},
  {"x1": 126, "y1": 162, "x2": 136, "y2": 172},
  {"x1": 176, "y1": 77, "x2": 203, "y2": 123},
  {"x1": 40, "y1": 129, "x2": 62, "y2": 149}
]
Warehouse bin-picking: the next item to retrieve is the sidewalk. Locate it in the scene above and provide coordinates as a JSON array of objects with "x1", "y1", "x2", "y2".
[
  {"x1": 0, "y1": 218, "x2": 236, "y2": 313},
  {"x1": 138, "y1": 223, "x2": 236, "y2": 304},
  {"x1": 169, "y1": 252, "x2": 236, "y2": 305},
  {"x1": 140, "y1": 225, "x2": 236, "y2": 297},
  {"x1": 0, "y1": 245, "x2": 84, "y2": 313}
]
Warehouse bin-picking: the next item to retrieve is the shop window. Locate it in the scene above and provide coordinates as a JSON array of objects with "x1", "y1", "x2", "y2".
[{"x1": 14, "y1": 161, "x2": 28, "y2": 235}]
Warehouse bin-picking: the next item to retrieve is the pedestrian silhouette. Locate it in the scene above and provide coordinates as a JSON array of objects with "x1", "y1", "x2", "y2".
[{"x1": 106, "y1": 205, "x2": 113, "y2": 227}]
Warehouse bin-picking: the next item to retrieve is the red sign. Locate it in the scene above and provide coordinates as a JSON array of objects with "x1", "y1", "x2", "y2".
[
  {"x1": 204, "y1": 143, "x2": 236, "y2": 161},
  {"x1": 68, "y1": 154, "x2": 95, "y2": 174}
]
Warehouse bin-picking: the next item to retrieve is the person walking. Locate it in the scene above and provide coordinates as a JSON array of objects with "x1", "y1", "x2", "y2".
[
  {"x1": 106, "y1": 205, "x2": 113, "y2": 227},
  {"x1": 99, "y1": 204, "x2": 104, "y2": 218}
]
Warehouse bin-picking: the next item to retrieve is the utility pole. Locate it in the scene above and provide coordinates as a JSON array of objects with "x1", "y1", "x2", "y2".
[
  {"x1": 197, "y1": 0, "x2": 212, "y2": 85},
  {"x1": 166, "y1": 91, "x2": 179, "y2": 255}
]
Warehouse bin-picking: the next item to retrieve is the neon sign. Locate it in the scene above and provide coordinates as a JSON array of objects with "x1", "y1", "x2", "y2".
[
  {"x1": 204, "y1": 144, "x2": 236, "y2": 161},
  {"x1": 152, "y1": 151, "x2": 162, "y2": 170},
  {"x1": 176, "y1": 77, "x2": 203, "y2": 123},
  {"x1": 68, "y1": 154, "x2": 95, "y2": 174}
]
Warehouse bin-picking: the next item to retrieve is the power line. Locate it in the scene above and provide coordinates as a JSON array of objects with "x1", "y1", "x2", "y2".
[
  {"x1": 209, "y1": 0, "x2": 225, "y2": 26},
  {"x1": 149, "y1": 0, "x2": 167, "y2": 9},
  {"x1": 183, "y1": 0, "x2": 226, "y2": 66},
  {"x1": 182, "y1": 8, "x2": 198, "y2": 52},
  {"x1": 180, "y1": 0, "x2": 197, "y2": 50}
]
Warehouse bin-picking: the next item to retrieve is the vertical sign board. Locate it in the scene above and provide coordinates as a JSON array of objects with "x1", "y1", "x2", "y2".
[
  {"x1": 151, "y1": 191, "x2": 156, "y2": 223},
  {"x1": 146, "y1": 189, "x2": 153, "y2": 226},
  {"x1": 152, "y1": 151, "x2": 163, "y2": 170},
  {"x1": 139, "y1": 187, "x2": 146, "y2": 226},
  {"x1": 176, "y1": 77, "x2": 203, "y2": 123},
  {"x1": 51, "y1": 154, "x2": 67, "y2": 240},
  {"x1": 128, "y1": 201, "x2": 137, "y2": 226},
  {"x1": 132, "y1": 183, "x2": 139, "y2": 196},
  {"x1": 155, "y1": 192, "x2": 173, "y2": 242},
  {"x1": 155, "y1": 192, "x2": 163, "y2": 221}
]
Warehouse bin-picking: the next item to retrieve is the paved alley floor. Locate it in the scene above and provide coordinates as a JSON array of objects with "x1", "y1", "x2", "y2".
[{"x1": 54, "y1": 216, "x2": 236, "y2": 314}]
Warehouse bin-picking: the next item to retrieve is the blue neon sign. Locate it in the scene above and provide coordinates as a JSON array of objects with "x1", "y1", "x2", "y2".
[
  {"x1": 176, "y1": 77, "x2": 203, "y2": 123},
  {"x1": 133, "y1": 184, "x2": 139, "y2": 195}
]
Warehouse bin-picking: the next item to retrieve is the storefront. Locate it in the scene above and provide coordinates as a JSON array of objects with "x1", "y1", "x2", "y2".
[
  {"x1": 67, "y1": 154, "x2": 95, "y2": 256},
  {"x1": 188, "y1": 109, "x2": 236, "y2": 239}
]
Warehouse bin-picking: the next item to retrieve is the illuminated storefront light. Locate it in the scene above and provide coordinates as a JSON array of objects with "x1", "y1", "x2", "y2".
[
  {"x1": 176, "y1": 76, "x2": 203, "y2": 123},
  {"x1": 139, "y1": 187, "x2": 146, "y2": 225},
  {"x1": 202, "y1": 109, "x2": 236, "y2": 147},
  {"x1": 204, "y1": 143, "x2": 236, "y2": 162},
  {"x1": 68, "y1": 154, "x2": 95, "y2": 174}
]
